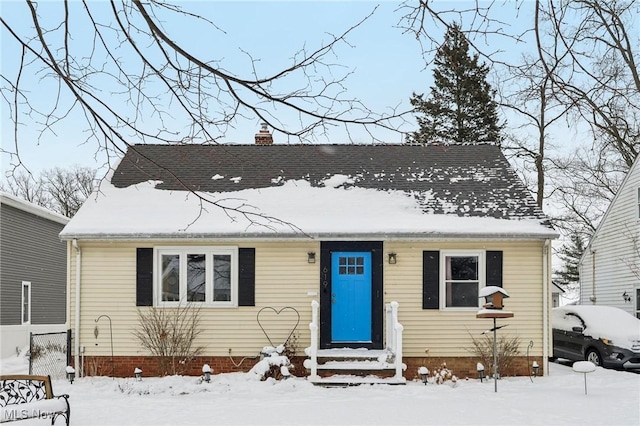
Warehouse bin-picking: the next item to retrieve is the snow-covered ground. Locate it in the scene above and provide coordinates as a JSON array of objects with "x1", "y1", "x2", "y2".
[{"x1": 1, "y1": 351, "x2": 638, "y2": 426}]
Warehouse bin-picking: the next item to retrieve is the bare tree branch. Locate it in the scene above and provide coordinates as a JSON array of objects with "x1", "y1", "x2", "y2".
[{"x1": 1, "y1": 0, "x2": 410, "y2": 231}]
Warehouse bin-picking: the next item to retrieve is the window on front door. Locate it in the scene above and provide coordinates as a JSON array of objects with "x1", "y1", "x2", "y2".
[
  {"x1": 338, "y1": 256, "x2": 365, "y2": 275},
  {"x1": 156, "y1": 247, "x2": 236, "y2": 306},
  {"x1": 442, "y1": 252, "x2": 482, "y2": 309}
]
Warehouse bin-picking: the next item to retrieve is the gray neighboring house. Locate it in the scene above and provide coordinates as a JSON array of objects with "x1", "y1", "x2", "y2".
[{"x1": 0, "y1": 192, "x2": 69, "y2": 358}]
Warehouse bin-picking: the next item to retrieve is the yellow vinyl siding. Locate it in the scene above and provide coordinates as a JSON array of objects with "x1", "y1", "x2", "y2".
[
  {"x1": 69, "y1": 241, "x2": 319, "y2": 357},
  {"x1": 69, "y1": 239, "x2": 547, "y2": 359},
  {"x1": 384, "y1": 240, "x2": 545, "y2": 357}
]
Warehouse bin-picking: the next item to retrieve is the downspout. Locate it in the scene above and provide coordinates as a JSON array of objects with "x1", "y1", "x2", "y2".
[
  {"x1": 590, "y1": 250, "x2": 597, "y2": 304},
  {"x1": 73, "y1": 239, "x2": 81, "y2": 377},
  {"x1": 542, "y1": 239, "x2": 550, "y2": 376}
]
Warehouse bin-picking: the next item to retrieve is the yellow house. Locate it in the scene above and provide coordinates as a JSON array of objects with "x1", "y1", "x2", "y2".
[{"x1": 60, "y1": 136, "x2": 557, "y2": 384}]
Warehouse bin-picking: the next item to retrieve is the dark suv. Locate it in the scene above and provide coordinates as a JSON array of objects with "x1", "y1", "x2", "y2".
[{"x1": 552, "y1": 305, "x2": 640, "y2": 370}]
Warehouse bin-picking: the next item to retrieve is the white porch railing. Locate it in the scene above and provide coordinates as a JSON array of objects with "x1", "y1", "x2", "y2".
[
  {"x1": 304, "y1": 300, "x2": 404, "y2": 382},
  {"x1": 303, "y1": 300, "x2": 320, "y2": 379},
  {"x1": 385, "y1": 301, "x2": 404, "y2": 381}
]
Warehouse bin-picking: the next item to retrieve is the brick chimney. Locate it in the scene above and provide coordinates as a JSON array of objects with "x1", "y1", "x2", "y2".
[{"x1": 255, "y1": 123, "x2": 273, "y2": 145}]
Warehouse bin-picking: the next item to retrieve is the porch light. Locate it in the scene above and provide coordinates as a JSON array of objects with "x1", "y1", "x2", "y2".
[
  {"x1": 280, "y1": 365, "x2": 291, "y2": 380},
  {"x1": 477, "y1": 363, "x2": 485, "y2": 382},
  {"x1": 388, "y1": 252, "x2": 397, "y2": 264},
  {"x1": 202, "y1": 364, "x2": 212, "y2": 382},
  {"x1": 66, "y1": 366, "x2": 75, "y2": 384},
  {"x1": 532, "y1": 361, "x2": 539, "y2": 378},
  {"x1": 307, "y1": 252, "x2": 316, "y2": 264},
  {"x1": 134, "y1": 367, "x2": 142, "y2": 381},
  {"x1": 418, "y1": 366, "x2": 429, "y2": 385}
]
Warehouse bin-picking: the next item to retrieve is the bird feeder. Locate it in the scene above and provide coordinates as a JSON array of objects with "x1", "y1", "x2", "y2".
[
  {"x1": 476, "y1": 286, "x2": 513, "y2": 318},
  {"x1": 476, "y1": 286, "x2": 514, "y2": 393}
]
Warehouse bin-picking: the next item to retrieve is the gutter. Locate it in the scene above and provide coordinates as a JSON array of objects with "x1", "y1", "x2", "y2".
[
  {"x1": 590, "y1": 250, "x2": 597, "y2": 304},
  {"x1": 542, "y1": 239, "x2": 550, "y2": 376},
  {"x1": 73, "y1": 239, "x2": 81, "y2": 377},
  {"x1": 59, "y1": 231, "x2": 560, "y2": 242},
  {"x1": 0, "y1": 192, "x2": 70, "y2": 225}
]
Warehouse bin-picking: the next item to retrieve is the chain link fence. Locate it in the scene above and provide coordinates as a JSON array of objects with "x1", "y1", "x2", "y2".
[{"x1": 29, "y1": 330, "x2": 71, "y2": 379}]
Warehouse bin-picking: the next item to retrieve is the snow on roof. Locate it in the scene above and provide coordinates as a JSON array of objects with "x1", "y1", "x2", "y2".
[
  {"x1": 61, "y1": 144, "x2": 558, "y2": 240},
  {"x1": 478, "y1": 286, "x2": 510, "y2": 298},
  {"x1": 61, "y1": 176, "x2": 557, "y2": 239}
]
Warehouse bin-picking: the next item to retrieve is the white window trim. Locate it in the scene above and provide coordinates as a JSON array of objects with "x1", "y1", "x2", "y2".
[
  {"x1": 439, "y1": 250, "x2": 485, "y2": 311},
  {"x1": 154, "y1": 246, "x2": 238, "y2": 308},
  {"x1": 21, "y1": 281, "x2": 31, "y2": 324}
]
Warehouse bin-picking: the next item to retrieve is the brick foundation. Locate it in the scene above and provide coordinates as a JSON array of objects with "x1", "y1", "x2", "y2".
[
  {"x1": 403, "y1": 356, "x2": 544, "y2": 380},
  {"x1": 76, "y1": 355, "x2": 309, "y2": 378},
  {"x1": 75, "y1": 355, "x2": 544, "y2": 379}
]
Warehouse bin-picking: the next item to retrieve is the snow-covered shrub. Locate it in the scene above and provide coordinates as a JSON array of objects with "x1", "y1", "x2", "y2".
[
  {"x1": 249, "y1": 351, "x2": 293, "y2": 381},
  {"x1": 415, "y1": 362, "x2": 457, "y2": 385},
  {"x1": 432, "y1": 362, "x2": 458, "y2": 386},
  {"x1": 282, "y1": 332, "x2": 299, "y2": 358},
  {"x1": 253, "y1": 332, "x2": 299, "y2": 381}
]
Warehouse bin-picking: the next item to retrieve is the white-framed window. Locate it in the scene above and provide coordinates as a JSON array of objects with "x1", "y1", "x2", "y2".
[
  {"x1": 441, "y1": 251, "x2": 484, "y2": 309},
  {"x1": 155, "y1": 247, "x2": 238, "y2": 307},
  {"x1": 21, "y1": 281, "x2": 31, "y2": 324}
]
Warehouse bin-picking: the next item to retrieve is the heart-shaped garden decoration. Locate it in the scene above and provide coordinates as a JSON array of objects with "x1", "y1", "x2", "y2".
[{"x1": 256, "y1": 306, "x2": 300, "y2": 348}]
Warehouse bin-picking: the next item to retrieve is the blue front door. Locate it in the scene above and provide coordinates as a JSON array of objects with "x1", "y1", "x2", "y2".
[{"x1": 331, "y1": 252, "x2": 372, "y2": 342}]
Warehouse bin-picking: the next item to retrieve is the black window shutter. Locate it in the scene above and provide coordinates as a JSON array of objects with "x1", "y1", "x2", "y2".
[
  {"x1": 238, "y1": 248, "x2": 255, "y2": 306},
  {"x1": 486, "y1": 251, "x2": 503, "y2": 287},
  {"x1": 423, "y1": 251, "x2": 440, "y2": 309},
  {"x1": 136, "y1": 248, "x2": 153, "y2": 306}
]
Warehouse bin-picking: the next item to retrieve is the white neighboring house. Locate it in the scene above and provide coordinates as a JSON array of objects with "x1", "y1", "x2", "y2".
[
  {"x1": 578, "y1": 156, "x2": 640, "y2": 318},
  {"x1": 551, "y1": 281, "x2": 565, "y2": 308}
]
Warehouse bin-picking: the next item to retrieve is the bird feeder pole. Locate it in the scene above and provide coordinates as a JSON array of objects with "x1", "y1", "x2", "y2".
[{"x1": 476, "y1": 286, "x2": 514, "y2": 393}]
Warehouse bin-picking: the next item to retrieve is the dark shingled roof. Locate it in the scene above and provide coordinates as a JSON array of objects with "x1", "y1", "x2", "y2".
[{"x1": 112, "y1": 143, "x2": 548, "y2": 221}]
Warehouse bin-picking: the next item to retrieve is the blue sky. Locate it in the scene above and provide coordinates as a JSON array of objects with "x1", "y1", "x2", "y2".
[{"x1": 1, "y1": 1, "x2": 535, "y2": 175}]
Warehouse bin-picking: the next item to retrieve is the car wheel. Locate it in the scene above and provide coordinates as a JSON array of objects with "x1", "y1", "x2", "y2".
[{"x1": 586, "y1": 349, "x2": 602, "y2": 366}]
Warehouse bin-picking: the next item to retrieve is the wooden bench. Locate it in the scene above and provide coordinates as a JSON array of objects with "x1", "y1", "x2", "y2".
[{"x1": 0, "y1": 375, "x2": 70, "y2": 425}]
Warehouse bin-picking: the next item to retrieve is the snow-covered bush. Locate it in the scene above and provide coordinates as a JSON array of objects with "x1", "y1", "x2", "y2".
[
  {"x1": 415, "y1": 362, "x2": 457, "y2": 385},
  {"x1": 249, "y1": 349, "x2": 293, "y2": 381}
]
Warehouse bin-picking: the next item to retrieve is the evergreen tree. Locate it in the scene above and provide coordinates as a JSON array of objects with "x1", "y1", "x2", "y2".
[
  {"x1": 555, "y1": 233, "x2": 586, "y2": 288},
  {"x1": 409, "y1": 23, "x2": 503, "y2": 145}
]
